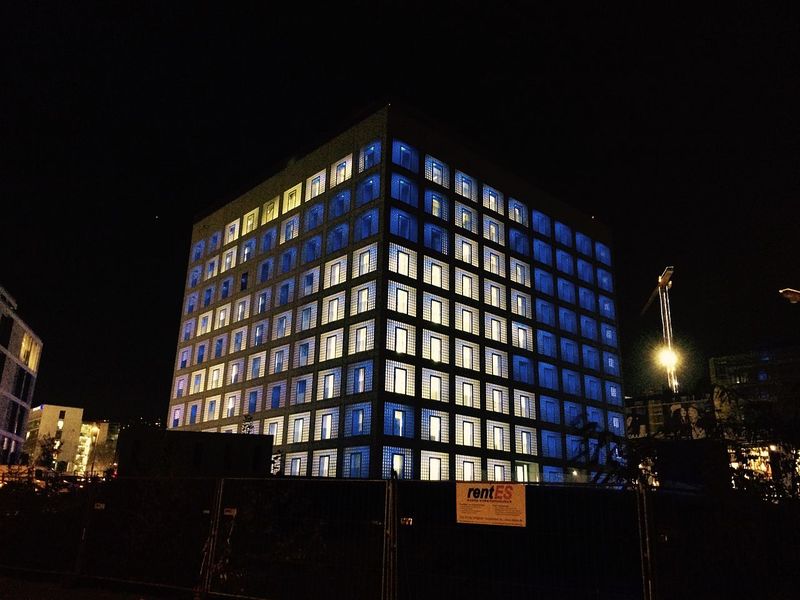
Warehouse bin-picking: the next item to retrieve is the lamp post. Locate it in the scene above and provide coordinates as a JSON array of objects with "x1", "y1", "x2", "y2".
[{"x1": 89, "y1": 425, "x2": 100, "y2": 479}]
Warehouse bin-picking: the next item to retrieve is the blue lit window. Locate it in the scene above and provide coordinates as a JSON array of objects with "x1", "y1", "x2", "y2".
[
  {"x1": 271, "y1": 386, "x2": 281, "y2": 409},
  {"x1": 509, "y1": 229, "x2": 529, "y2": 256},
  {"x1": 533, "y1": 240, "x2": 552, "y2": 265},
  {"x1": 202, "y1": 286, "x2": 213, "y2": 308},
  {"x1": 189, "y1": 267, "x2": 201, "y2": 288},
  {"x1": 392, "y1": 140, "x2": 419, "y2": 173},
  {"x1": 384, "y1": 403, "x2": 414, "y2": 438},
  {"x1": 543, "y1": 466, "x2": 563, "y2": 482},
  {"x1": 532, "y1": 211, "x2": 551, "y2": 236},
  {"x1": 214, "y1": 338, "x2": 225, "y2": 358},
  {"x1": 241, "y1": 239, "x2": 256, "y2": 262},
  {"x1": 576, "y1": 232, "x2": 592, "y2": 256},
  {"x1": 541, "y1": 430, "x2": 562, "y2": 458},
  {"x1": 209, "y1": 231, "x2": 221, "y2": 251},
  {"x1": 605, "y1": 381, "x2": 622, "y2": 405},
  {"x1": 559, "y1": 308, "x2": 577, "y2": 334},
  {"x1": 560, "y1": 338, "x2": 579, "y2": 364},
  {"x1": 391, "y1": 173, "x2": 418, "y2": 207},
  {"x1": 192, "y1": 240, "x2": 205, "y2": 262},
  {"x1": 580, "y1": 316, "x2": 598, "y2": 340},
  {"x1": 329, "y1": 190, "x2": 351, "y2": 219},
  {"x1": 357, "y1": 175, "x2": 381, "y2": 206},
  {"x1": 512, "y1": 355, "x2": 533, "y2": 384},
  {"x1": 280, "y1": 248, "x2": 297, "y2": 273},
  {"x1": 360, "y1": 140, "x2": 381, "y2": 171},
  {"x1": 240, "y1": 272, "x2": 249, "y2": 291},
  {"x1": 537, "y1": 330, "x2": 557, "y2": 357},
  {"x1": 302, "y1": 236, "x2": 321, "y2": 264},
  {"x1": 538, "y1": 362, "x2": 558, "y2": 391},
  {"x1": 585, "y1": 376, "x2": 602, "y2": 401},
  {"x1": 587, "y1": 406, "x2": 603, "y2": 428},
  {"x1": 261, "y1": 228, "x2": 277, "y2": 252},
  {"x1": 563, "y1": 369, "x2": 581, "y2": 395},
  {"x1": 220, "y1": 278, "x2": 232, "y2": 299},
  {"x1": 555, "y1": 221, "x2": 572, "y2": 247},
  {"x1": 567, "y1": 435, "x2": 584, "y2": 461},
  {"x1": 277, "y1": 280, "x2": 293, "y2": 306},
  {"x1": 304, "y1": 203, "x2": 324, "y2": 232},
  {"x1": 556, "y1": 250, "x2": 573, "y2": 275},
  {"x1": 534, "y1": 269, "x2": 554, "y2": 296},
  {"x1": 258, "y1": 259, "x2": 273, "y2": 283},
  {"x1": 603, "y1": 352, "x2": 620, "y2": 376},
  {"x1": 579, "y1": 288, "x2": 596, "y2": 312},
  {"x1": 254, "y1": 324, "x2": 264, "y2": 345},
  {"x1": 326, "y1": 224, "x2": 349, "y2": 254},
  {"x1": 600, "y1": 323, "x2": 618, "y2": 347},
  {"x1": 196, "y1": 345, "x2": 206, "y2": 364},
  {"x1": 597, "y1": 269, "x2": 613, "y2": 292},
  {"x1": 557, "y1": 278, "x2": 576, "y2": 304},
  {"x1": 595, "y1": 242, "x2": 612, "y2": 266},
  {"x1": 247, "y1": 391, "x2": 259, "y2": 414},
  {"x1": 424, "y1": 190, "x2": 449, "y2": 220},
  {"x1": 577, "y1": 260, "x2": 594, "y2": 285},
  {"x1": 423, "y1": 223, "x2": 448, "y2": 255},
  {"x1": 582, "y1": 345, "x2": 600, "y2": 371},
  {"x1": 607, "y1": 412, "x2": 624, "y2": 436},
  {"x1": 540, "y1": 396, "x2": 560, "y2": 423},
  {"x1": 389, "y1": 208, "x2": 418, "y2": 242},
  {"x1": 599, "y1": 295, "x2": 616, "y2": 319},
  {"x1": 564, "y1": 402, "x2": 582, "y2": 428},
  {"x1": 345, "y1": 403, "x2": 372, "y2": 436},
  {"x1": 355, "y1": 208, "x2": 378, "y2": 242},
  {"x1": 535, "y1": 299, "x2": 555, "y2": 326}
]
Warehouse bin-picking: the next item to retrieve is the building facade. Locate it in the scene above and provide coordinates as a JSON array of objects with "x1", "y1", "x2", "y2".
[
  {"x1": 0, "y1": 287, "x2": 42, "y2": 465},
  {"x1": 166, "y1": 106, "x2": 625, "y2": 482}
]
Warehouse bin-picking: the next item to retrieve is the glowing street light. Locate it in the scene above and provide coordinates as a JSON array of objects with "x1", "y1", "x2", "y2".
[{"x1": 657, "y1": 347, "x2": 679, "y2": 370}]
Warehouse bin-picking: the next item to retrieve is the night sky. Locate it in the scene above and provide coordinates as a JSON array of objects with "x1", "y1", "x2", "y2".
[{"x1": 2, "y1": 4, "x2": 799, "y2": 420}]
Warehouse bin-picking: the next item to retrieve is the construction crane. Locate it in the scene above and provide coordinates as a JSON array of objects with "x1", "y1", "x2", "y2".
[{"x1": 641, "y1": 266, "x2": 679, "y2": 393}]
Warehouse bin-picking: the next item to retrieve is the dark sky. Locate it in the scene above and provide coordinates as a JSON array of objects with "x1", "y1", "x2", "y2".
[{"x1": 2, "y1": 3, "x2": 799, "y2": 420}]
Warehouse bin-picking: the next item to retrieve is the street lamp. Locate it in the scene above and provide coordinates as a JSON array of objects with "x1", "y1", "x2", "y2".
[{"x1": 89, "y1": 425, "x2": 100, "y2": 479}]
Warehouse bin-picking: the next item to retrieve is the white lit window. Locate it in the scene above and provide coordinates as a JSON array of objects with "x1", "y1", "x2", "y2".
[
  {"x1": 489, "y1": 222, "x2": 499, "y2": 242},
  {"x1": 336, "y1": 162, "x2": 347, "y2": 184},
  {"x1": 325, "y1": 335, "x2": 336, "y2": 360},
  {"x1": 323, "y1": 374, "x2": 335, "y2": 400},
  {"x1": 395, "y1": 327, "x2": 408, "y2": 354},
  {"x1": 431, "y1": 299, "x2": 442, "y2": 324},
  {"x1": 431, "y1": 263, "x2": 442, "y2": 287},
  {"x1": 355, "y1": 327, "x2": 367, "y2": 353},
  {"x1": 463, "y1": 461, "x2": 475, "y2": 481},
  {"x1": 311, "y1": 176, "x2": 322, "y2": 197},
  {"x1": 393, "y1": 409, "x2": 404, "y2": 436},
  {"x1": 489, "y1": 253, "x2": 499, "y2": 274},
  {"x1": 463, "y1": 421, "x2": 474, "y2": 446},
  {"x1": 491, "y1": 353, "x2": 501, "y2": 375},
  {"x1": 494, "y1": 465, "x2": 505, "y2": 481},
  {"x1": 293, "y1": 418, "x2": 304, "y2": 443},
  {"x1": 518, "y1": 328, "x2": 528, "y2": 348},
  {"x1": 354, "y1": 367, "x2": 366, "y2": 393},
  {"x1": 319, "y1": 455, "x2": 330, "y2": 477},
  {"x1": 321, "y1": 413, "x2": 333, "y2": 439},
  {"x1": 488, "y1": 192, "x2": 498, "y2": 212},
  {"x1": 398, "y1": 251, "x2": 410, "y2": 276},
  {"x1": 490, "y1": 285, "x2": 500, "y2": 307},
  {"x1": 396, "y1": 288, "x2": 409, "y2": 314},
  {"x1": 291, "y1": 457, "x2": 301, "y2": 476},
  {"x1": 431, "y1": 163, "x2": 443, "y2": 185},
  {"x1": 492, "y1": 389, "x2": 502, "y2": 412},
  {"x1": 394, "y1": 367, "x2": 407, "y2": 394},
  {"x1": 462, "y1": 241, "x2": 472, "y2": 264},
  {"x1": 516, "y1": 295, "x2": 527, "y2": 315},
  {"x1": 461, "y1": 309, "x2": 472, "y2": 334},
  {"x1": 430, "y1": 416, "x2": 441, "y2": 442},
  {"x1": 429, "y1": 457, "x2": 441, "y2": 480},
  {"x1": 330, "y1": 263, "x2": 342, "y2": 286},
  {"x1": 328, "y1": 298, "x2": 340, "y2": 323},
  {"x1": 430, "y1": 336, "x2": 442, "y2": 362},
  {"x1": 491, "y1": 319, "x2": 501, "y2": 341},
  {"x1": 392, "y1": 453, "x2": 404, "y2": 478},
  {"x1": 462, "y1": 345, "x2": 473, "y2": 367},
  {"x1": 494, "y1": 426, "x2": 504, "y2": 450},
  {"x1": 227, "y1": 396, "x2": 236, "y2": 417},
  {"x1": 359, "y1": 251, "x2": 370, "y2": 276},
  {"x1": 430, "y1": 375, "x2": 442, "y2": 400},
  {"x1": 461, "y1": 210, "x2": 472, "y2": 230},
  {"x1": 461, "y1": 274, "x2": 472, "y2": 297},
  {"x1": 463, "y1": 382, "x2": 473, "y2": 407},
  {"x1": 522, "y1": 431, "x2": 532, "y2": 454},
  {"x1": 431, "y1": 196, "x2": 442, "y2": 217},
  {"x1": 520, "y1": 395, "x2": 532, "y2": 418},
  {"x1": 357, "y1": 288, "x2": 369, "y2": 313}
]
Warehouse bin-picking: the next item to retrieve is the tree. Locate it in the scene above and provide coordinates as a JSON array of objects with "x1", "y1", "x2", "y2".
[{"x1": 34, "y1": 435, "x2": 58, "y2": 469}]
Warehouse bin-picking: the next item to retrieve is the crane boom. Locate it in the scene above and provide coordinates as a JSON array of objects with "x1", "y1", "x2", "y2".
[{"x1": 643, "y1": 266, "x2": 678, "y2": 393}]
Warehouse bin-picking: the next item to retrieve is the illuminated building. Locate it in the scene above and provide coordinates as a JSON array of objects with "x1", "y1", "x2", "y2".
[
  {"x1": 166, "y1": 105, "x2": 625, "y2": 481},
  {"x1": 23, "y1": 403, "x2": 120, "y2": 476},
  {"x1": 0, "y1": 286, "x2": 42, "y2": 465}
]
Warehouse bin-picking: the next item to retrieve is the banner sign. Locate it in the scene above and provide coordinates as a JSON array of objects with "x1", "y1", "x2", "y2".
[{"x1": 455, "y1": 482, "x2": 526, "y2": 527}]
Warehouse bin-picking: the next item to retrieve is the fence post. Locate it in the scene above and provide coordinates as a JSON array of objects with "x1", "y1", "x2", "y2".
[{"x1": 382, "y1": 476, "x2": 398, "y2": 600}]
